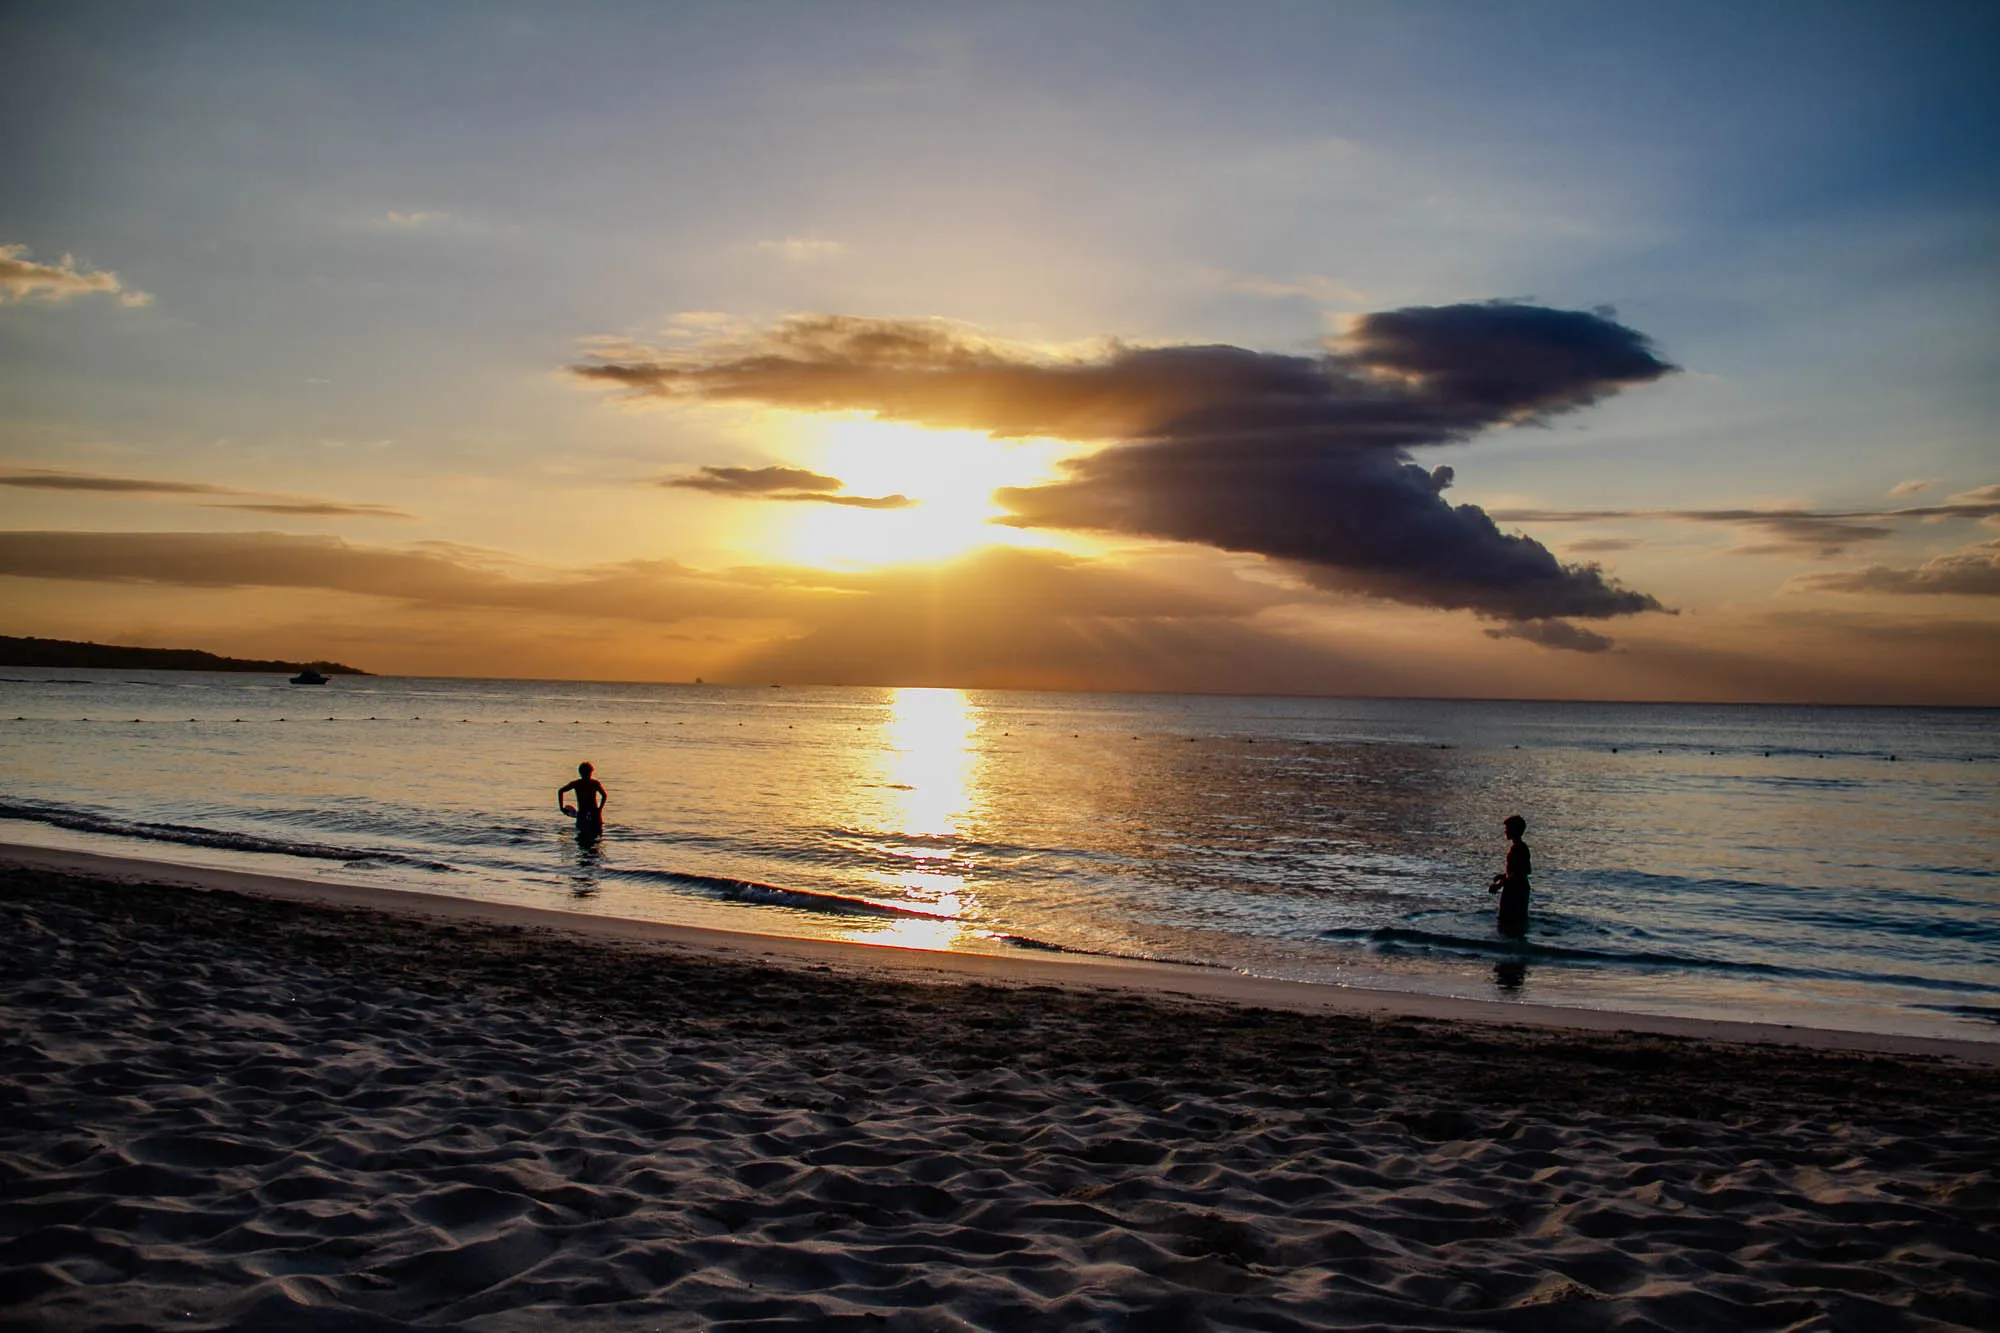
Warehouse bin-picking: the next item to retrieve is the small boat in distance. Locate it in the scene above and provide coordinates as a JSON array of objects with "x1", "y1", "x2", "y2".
[{"x1": 289, "y1": 669, "x2": 330, "y2": 685}]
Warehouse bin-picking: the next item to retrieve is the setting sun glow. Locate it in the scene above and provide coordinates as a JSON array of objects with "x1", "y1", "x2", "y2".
[{"x1": 768, "y1": 416, "x2": 1074, "y2": 567}]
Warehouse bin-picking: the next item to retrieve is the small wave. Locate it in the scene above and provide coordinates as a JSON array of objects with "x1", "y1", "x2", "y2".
[
  {"x1": 993, "y1": 933, "x2": 1072, "y2": 952},
  {"x1": 984, "y1": 931, "x2": 1226, "y2": 970},
  {"x1": 0, "y1": 798, "x2": 457, "y2": 872},
  {"x1": 613, "y1": 865, "x2": 955, "y2": 921},
  {"x1": 1317, "y1": 923, "x2": 1797, "y2": 976},
  {"x1": 1917, "y1": 1003, "x2": 2000, "y2": 1026},
  {"x1": 1319, "y1": 922, "x2": 2000, "y2": 997}
]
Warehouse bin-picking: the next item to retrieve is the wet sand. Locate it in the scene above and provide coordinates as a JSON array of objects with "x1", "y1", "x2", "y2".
[{"x1": 4, "y1": 846, "x2": 1998, "y2": 1330}]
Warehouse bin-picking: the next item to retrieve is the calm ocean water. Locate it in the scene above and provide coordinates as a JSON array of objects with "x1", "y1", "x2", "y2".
[{"x1": 2, "y1": 670, "x2": 1995, "y2": 1040}]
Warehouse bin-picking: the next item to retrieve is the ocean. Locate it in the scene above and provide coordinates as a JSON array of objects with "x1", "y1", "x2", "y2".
[{"x1": 2, "y1": 669, "x2": 1995, "y2": 1041}]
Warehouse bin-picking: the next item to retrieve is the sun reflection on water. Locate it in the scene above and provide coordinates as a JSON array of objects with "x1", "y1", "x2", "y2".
[{"x1": 848, "y1": 686, "x2": 983, "y2": 950}]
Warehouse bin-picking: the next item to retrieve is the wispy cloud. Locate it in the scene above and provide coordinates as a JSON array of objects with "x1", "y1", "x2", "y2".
[
  {"x1": 756, "y1": 237, "x2": 846, "y2": 261},
  {"x1": 1787, "y1": 538, "x2": 2000, "y2": 597},
  {"x1": 1484, "y1": 618, "x2": 1614, "y2": 653},
  {"x1": 0, "y1": 470, "x2": 225, "y2": 497},
  {"x1": 1887, "y1": 478, "x2": 1935, "y2": 497},
  {"x1": 381, "y1": 210, "x2": 449, "y2": 230},
  {"x1": 1206, "y1": 269, "x2": 1368, "y2": 306},
  {"x1": 574, "y1": 303, "x2": 1676, "y2": 646},
  {"x1": 208, "y1": 500, "x2": 412, "y2": 518},
  {"x1": 0, "y1": 467, "x2": 411, "y2": 519},
  {"x1": 1491, "y1": 485, "x2": 2000, "y2": 557},
  {"x1": 0, "y1": 530, "x2": 774, "y2": 619},
  {"x1": 0, "y1": 530, "x2": 1251, "y2": 639},
  {"x1": 0, "y1": 243, "x2": 150, "y2": 307},
  {"x1": 664, "y1": 465, "x2": 913, "y2": 510}
]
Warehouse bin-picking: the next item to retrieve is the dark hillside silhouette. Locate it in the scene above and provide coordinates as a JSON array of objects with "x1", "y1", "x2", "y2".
[{"x1": 0, "y1": 635, "x2": 369, "y2": 676}]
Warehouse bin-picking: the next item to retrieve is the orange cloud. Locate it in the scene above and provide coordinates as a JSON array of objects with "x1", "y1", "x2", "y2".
[{"x1": 0, "y1": 243, "x2": 149, "y2": 306}]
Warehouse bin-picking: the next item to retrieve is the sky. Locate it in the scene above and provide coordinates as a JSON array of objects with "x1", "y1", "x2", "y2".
[{"x1": 2, "y1": 0, "x2": 1996, "y2": 702}]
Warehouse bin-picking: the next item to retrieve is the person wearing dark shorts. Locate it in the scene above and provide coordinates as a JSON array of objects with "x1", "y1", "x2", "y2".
[
  {"x1": 1488, "y1": 814, "x2": 1531, "y2": 937},
  {"x1": 558, "y1": 761, "x2": 607, "y2": 843}
]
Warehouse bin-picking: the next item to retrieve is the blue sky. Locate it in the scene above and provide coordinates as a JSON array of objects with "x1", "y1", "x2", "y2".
[{"x1": 3, "y1": 1, "x2": 1996, "y2": 699}]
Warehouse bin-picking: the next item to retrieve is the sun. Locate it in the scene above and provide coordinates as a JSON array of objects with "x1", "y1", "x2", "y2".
[{"x1": 759, "y1": 414, "x2": 1082, "y2": 567}]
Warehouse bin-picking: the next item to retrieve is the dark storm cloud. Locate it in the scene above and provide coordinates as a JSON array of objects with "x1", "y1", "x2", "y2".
[
  {"x1": 999, "y1": 446, "x2": 1659, "y2": 621},
  {"x1": 665, "y1": 465, "x2": 913, "y2": 510},
  {"x1": 1483, "y1": 618, "x2": 1614, "y2": 653},
  {"x1": 574, "y1": 303, "x2": 1676, "y2": 632},
  {"x1": 0, "y1": 467, "x2": 411, "y2": 519}
]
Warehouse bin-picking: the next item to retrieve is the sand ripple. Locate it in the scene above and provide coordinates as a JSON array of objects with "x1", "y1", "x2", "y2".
[{"x1": 4, "y1": 868, "x2": 1998, "y2": 1330}]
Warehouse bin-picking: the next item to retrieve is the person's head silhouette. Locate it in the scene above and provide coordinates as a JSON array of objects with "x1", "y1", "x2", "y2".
[
  {"x1": 1503, "y1": 814, "x2": 1525, "y2": 839},
  {"x1": 579, "y1": 762, "x2": 594, "y2": 778}
]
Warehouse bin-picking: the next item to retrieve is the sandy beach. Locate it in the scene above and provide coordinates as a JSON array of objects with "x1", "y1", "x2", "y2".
[{"x1": 5, "y1": 846, "x2": 1998, "y2": 1331}]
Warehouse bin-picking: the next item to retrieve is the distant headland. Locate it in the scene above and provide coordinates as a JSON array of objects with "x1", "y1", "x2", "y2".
[{"x1": 0, "y1": 636, "x2": 370, "y2": 676}]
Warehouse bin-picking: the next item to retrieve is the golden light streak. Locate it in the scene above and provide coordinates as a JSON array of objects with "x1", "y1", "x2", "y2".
[{"x1": 845, "y1": 686, "x2": 984, "y2": 950}]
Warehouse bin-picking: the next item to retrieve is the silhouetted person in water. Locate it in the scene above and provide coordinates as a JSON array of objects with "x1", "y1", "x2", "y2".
[
  {"x1": 558, "y1": 762, "x2": 607, "y2": 843},
  {"x1": 1488, "y1": 814, "x2": 1531, "y2": 937}
]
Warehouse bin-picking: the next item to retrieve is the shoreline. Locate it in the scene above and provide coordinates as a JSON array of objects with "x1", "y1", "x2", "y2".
[
  {"x1": 4, "y1": 840, "x2": 1994, "y2": 1065},
  {"x1": 7, "y1": 848, "x2": 1999, "y2": 1329}
]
